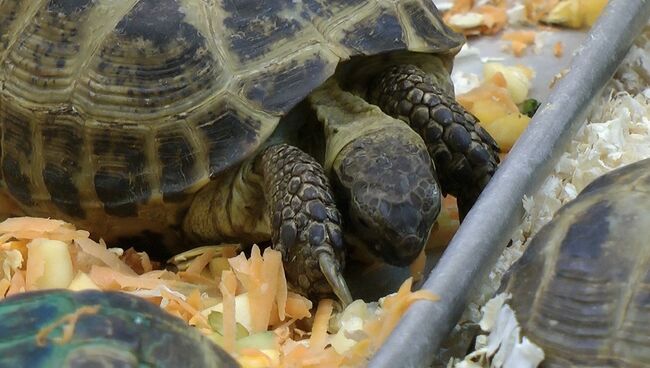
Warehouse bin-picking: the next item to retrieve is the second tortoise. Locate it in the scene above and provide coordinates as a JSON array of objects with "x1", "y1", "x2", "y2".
[{"x1": 501, "y1": 158, "x2": 650, "y2": 366}]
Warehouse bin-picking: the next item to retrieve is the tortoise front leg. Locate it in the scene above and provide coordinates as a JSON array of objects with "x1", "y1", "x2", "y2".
[
  {"x1": 257, "y1": 144, "x2": 352, "y2": 305},
  {"x1": 369, "y1": 65, "x2": 500, "y2": 218},
  {"x1": 182, "y1": 144, "x2": 351, "y2": 305}
]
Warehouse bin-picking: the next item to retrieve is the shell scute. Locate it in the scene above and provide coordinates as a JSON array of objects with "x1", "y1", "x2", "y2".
[
  {"x1": 0, "y1": 0, "x2": 24, "y2": 55},
  {"x1": 72, "y1": 0, "x2": 225, "y2": 122},
  {"x1": 156, "y1": 124, "x2": 201, "y2": 202},
  {"x1": 193, "y1": 96, "x2": 264, "y2": 176},
  {"x1": 339, "y1": 5, "x2": 407, "y2": 56},
  {"x1": 399, "y1": 0, "x2": 464, "y2": 52},
  {"x1": 90, "y1": 124, "x2": 151, "y2": 217},
  {"x1": 42, "y1": 117, "x2": 86, "y2": 218},
  {"x1": 242, "y1": 47, "x2": 338, "y2": 113},
  {"x1": 0, "y1": 101, "x2": 36, "y2": 207},
  {"x1": 47, "y1": 0, "x2": 93, "y2": 14},
  {"x1": 221, "y1": 0, "x2": 305, "y2": 63},
  {"x1": 1, "y1": 0, "x2": 98, "y2": 105}
]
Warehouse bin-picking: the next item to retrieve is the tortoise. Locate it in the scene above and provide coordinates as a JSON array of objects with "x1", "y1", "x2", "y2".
[
  {"x1": 500, "y1": 158, "x2": 650, "y2": 366},
  {"x1": 0, "y1": 0, "x2": 499, "y2": 304},
  {"x1": 0, "y1": 289, "x2": 239, "y2": 367}
]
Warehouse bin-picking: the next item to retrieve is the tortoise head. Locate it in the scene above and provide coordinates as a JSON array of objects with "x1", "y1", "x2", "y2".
[{"x1": 332, "y1": 127, "x2": 441, "y2": 267}]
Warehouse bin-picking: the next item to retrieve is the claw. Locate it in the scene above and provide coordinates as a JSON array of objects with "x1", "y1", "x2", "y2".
[{"x1": 319, "y1": 252, "x2": 353, "y2": 307}]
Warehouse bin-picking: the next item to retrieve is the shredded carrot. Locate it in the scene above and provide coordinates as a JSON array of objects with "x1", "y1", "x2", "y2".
[
  {"x1": 450, "y1": 0, "x2": 474, "y2": 13},
  {"x1": 376, "y1": 279, "x2": 439, "y2": 346},
  {"x1": 24, "y1": 241, "x2": 46, "y2": 291},
  {"x1": 276, "y1": 261, "x2": 288, "y2": 321},
  {"x1": 0, "y1": 278, "x2": 10, "y2": 299},
  {"x1": 219, "y1": 270, "x2": 238, "y2": 354},
  {"x1": 0, "y1": 216, "x2": 446, "y2": 367},
  {"x1": 285, "y1": 292, "x2": 313, "y2": 319},
  {"x1": 121, "y1": 248, "x2": 154, "y2": 274},
  {"x1": 0, "y1": 217, "x2": 89, "y2": 243},
  {"x1": 6, "y1": 269, "x2": 25, "y2": 296},
  {"x1": 524, "y1": 0, "x2": 560, "y2": 22},
  {"x1": 160, "y1": 288, "x2": 209, "y2": 329},
  {"x1": 553, "y1": 41, "x2": 564, "y2": 57},
  {"x1": 260, "y1": 247, "x2": 282, "y2": 326},
  {"x1": 75, "y1": 238, "x2": 136, "y2": 276},
  {"x1": 35, "y1": 305, "x2": 100, "y2": 346},
  {"x1": 502, "y1": 30, "x2": 537, "y2": 57},
  {"x1": 310, "y1": 299, "x2": 334, "y2": 352},
  {"x1": 502, "y1": 30, "x2": 537, "y2": 44},
  {"x1": 477, "y1": 5, "x2": 508, "y2": 34},
  {"x1": 187, "y1": 288, "x2": 202, "y2": 310},
  {"x1": 186, "y1": 248, "x2": 217, "y2": 275},
  {"x1": 178, "y1": 271, "x2": 220, "y2": 286}
]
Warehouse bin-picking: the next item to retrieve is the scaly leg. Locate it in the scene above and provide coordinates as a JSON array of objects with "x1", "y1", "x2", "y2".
[
  {"x1": 183, "y1": 144, "x2": 352, "y2": 305},
  {"x1": 258, "y1": 144, "x2": 352, "y2": 304}
]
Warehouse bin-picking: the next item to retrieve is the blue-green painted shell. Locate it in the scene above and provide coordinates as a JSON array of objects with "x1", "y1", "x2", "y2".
[{"x1": 0, "y1": 289, "x2": 239, "y2": 368}]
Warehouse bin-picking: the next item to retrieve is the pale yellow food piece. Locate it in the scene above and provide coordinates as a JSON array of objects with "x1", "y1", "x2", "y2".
[
  {"x1": 209, "y1": 258, "x2": 231, "y2": 277},
  {"x1": 202, "y1": 292, "x2": 253, "y2": 333},
  {"x1": 26, "y1": 239, "x2": 74, "y2": 290},
  {"x1": 68, "y1": 271, "x2": 100, "y2": 291},
  {"x1": 470, "y1": 98, "x2": 518, "y2": 125},
  {"x1": 238, "y1": 349, "x2": 280, "y2": 368},
  {"x1": 483, "y1": 63, "x2": 532, "y2": 104},
  {"x1": 543, "y1": 0, "x2": 607, "y2": 28},
  {"x1": 482, "y1": 112, "x2": 532, "y2": 151}
]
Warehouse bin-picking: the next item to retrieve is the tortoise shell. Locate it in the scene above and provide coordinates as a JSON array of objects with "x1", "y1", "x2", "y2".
[
  {"x1": 0, "y1": 0, "x2": 463, "y2": 250},
  {"x1": 500, "y1": 158, "x2": 650, "y2": 366},
  {"x1": 0, "y1": 289, "x2": 238, "y2": 367}
]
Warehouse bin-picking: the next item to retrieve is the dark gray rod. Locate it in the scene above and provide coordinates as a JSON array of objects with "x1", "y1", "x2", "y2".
[{"x1": 369, "y1": 1, "x2": 650, "y2": 367}]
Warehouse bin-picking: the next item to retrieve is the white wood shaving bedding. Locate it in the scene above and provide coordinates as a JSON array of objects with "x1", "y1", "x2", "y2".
[{"x1": 449, "y1": 24, "x2": 650, "y2": 368}]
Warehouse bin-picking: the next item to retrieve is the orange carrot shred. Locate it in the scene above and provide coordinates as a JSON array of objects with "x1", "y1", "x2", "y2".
[
  {"x1": 219, "y1": 270, "x2": 238, "y2": 354},
  {"x1": 0, "y1": 279, "x2": 10, "y2": 299},
  {"x1": 276, "y1": 259, "x2": 288, "y2": 321},
  {"x1": 310, "y1": 299, "x2": 334, "y2": 352},
  {"x1": 285, "y1": 292, "x2": 313, "y2": 319},
  {"x1": 185, "y1": 248, "x2": 216, "y2": 275},
  {"x1": 6, "y1": 270, "x2": 25, "y2": 296},
  {"x1": 35, "y1": 305, "x2": 100, "y2": 346},
  {"x1": 553, "y1": 41, "x2": 564, "y2": 57}
]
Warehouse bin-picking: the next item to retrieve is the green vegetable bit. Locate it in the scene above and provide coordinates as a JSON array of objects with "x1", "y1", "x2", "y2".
[
  {"x1": 208, "y1": 311, "x2": 250, "y2": 339},
  {"x1": 520, "y1": 98, "x2": 541, "y2": 117}
]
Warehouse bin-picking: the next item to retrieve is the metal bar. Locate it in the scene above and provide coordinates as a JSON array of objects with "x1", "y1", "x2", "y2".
[{"x1": 369, "y1": 1, "x2": 650, "y2": 367}]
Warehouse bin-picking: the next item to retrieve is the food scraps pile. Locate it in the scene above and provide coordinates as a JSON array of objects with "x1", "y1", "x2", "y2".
[
  {"x1": 440, "y1": 0, "x2": 608, "y2": 58},
  {"x1": 0, "y1": 217, "x2": 438, "y2": 367}
]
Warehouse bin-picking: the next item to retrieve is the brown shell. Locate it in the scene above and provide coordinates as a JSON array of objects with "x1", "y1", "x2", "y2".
[
  {"x1": 500, "y1": 158, "x2": 650, "y2": 367},
  {"x1": 0, "y1": 0, "x2": 463, "y2": 246}
]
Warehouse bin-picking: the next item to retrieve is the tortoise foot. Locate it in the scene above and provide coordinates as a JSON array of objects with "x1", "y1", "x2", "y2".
[
  {"x1": 259, "y1": 144, "x2": 352, "y2": 305},
  {"x1": 369, "y1": 64, "x2": 500, "y2": 219}
]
